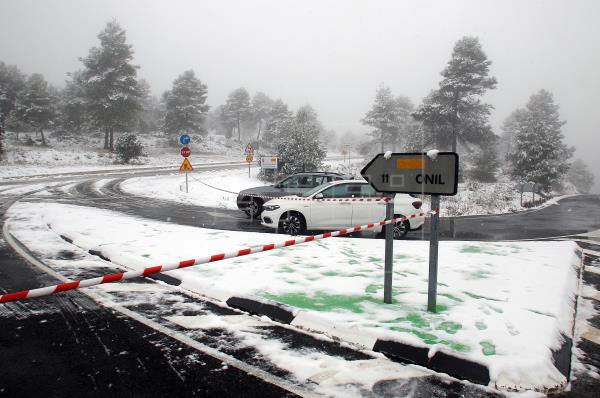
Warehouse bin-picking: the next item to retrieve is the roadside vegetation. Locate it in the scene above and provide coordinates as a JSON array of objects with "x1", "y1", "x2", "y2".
[{"x1": 0, "y1": 22, "x2": 594, "y2": 193}]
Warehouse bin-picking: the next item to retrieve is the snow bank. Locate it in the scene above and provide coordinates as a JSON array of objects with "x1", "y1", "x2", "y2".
[
  {"x1": 121, "y1": 167, "x2": 263, "y2": 210},
  {"x1": 6, "y1": 201, "x2": 581, "y2": 392}
]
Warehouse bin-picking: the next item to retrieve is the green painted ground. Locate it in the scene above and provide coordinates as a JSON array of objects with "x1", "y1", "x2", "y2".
[{"x1": 259, "y1": 290, "x2": 498, "y2": 355}]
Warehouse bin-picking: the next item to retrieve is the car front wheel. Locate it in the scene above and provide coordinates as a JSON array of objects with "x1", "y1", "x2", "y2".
[
  {"x1": 393, "y1": 218, "x2": 409, "y2": 239},
  {"x1": 244, "y1": 198, "x2": 263, "y2": 219},
  {"x1": 278, "y1": 212, "x2": 306, "y2": 235}
]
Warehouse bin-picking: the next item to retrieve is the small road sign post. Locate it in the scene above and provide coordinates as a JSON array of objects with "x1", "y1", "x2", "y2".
[
  {"x1": 361, "y1": 152, "x2": 458, "y2": 312},
  {"x1": 179, "y1": 134, "x2": 192, "y2": 193},
  {"x1": 244, "y1": 143, "x2": 254, "y2": 178},
  {"x1": 518, "y1": 182, "x2": 537, "y2": 207}
]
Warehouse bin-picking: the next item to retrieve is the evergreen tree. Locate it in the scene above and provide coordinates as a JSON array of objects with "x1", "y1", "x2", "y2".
[
  {"x1": 14, "y1": 73, "x2": 56, "y2": 146},
  {"x1": 274, "y1": 107, "x2": 326, "y2": 174},
  {"x1": 498, "y1": 109, "x2": 526, "y2": 165},
  {"x1": 0, "y1": 61, "x2": 26, "y2": 155},
  {"x1": 58, "y1": 71, "x2": 88, "y2": 133},
  {"x1": 361, "y1": 85, "x2": 402, "y2": 152},
  {"x1": 268, "y1": 99, "x2": 292, "y2": 123},
  {"x1": 137, "y1": 79, "x2": 163, "y2": 133},
  {"x1": 391, "y1": 96, "x2": 414, "y2": 151},
  {"x1": 79, "y1": 21, "x2": 142, "y2": 150},
  {"x1": 469, "y1": 133, "x2": 500, "y2": 182},
  {"x1": 413, "y1": 37, "x2": 497, "y2": 152},
  {"x1": 262, "y1": 99, "x2": 292, "y2": 146},
  {"x1": 163, "y1": 70, "x2": 209, "y2": 137},
  {"x1": 507, "y1": 90, "x2": 573, "y2": 192},
  {"x1": 567, "y1": 159, "x2": 595, "y2": 194},
  {"x1": 224, "y1": 88, "x2": 251, "y2": 141},
  {"x1": 251, "y1": 92, "x2": 273, "y2": 143}
]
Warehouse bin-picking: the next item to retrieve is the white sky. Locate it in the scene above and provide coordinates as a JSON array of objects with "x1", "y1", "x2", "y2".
[{"x1": 1, "y1": 0, "x2": 599, "y2": 189}]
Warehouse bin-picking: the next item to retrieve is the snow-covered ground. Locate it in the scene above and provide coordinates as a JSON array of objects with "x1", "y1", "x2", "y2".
[
  {"x1": 120, "y1": 167, "x2": 569, "y2": 218},
  {"x1": 7, "y1": 201, "x2": 581, "y2": 392},
  {"x1": 0, "y1": 131, "x2": 245, "y2": 178},
  {"x1": 1, "y1": 130, "x2": 575, "y2": 217},
  {"x1": 122, "y1": 166, "x2": 263, "y2": 210}
]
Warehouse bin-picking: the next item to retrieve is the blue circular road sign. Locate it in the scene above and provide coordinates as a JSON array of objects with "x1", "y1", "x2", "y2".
[{"x1": 179, "y1": 134, "x2": 191, "y2": 145}]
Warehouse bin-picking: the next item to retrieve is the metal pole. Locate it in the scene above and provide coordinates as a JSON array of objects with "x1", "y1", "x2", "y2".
[
  {"x1": 520, "y1": 188, "x2": 523, "y2": 207},
  {"x1": 348, "y1": 147, "x2": 351, "y2": 167},
  {"x1": 185, "y1": 172, "x2": 188, "y2": 193},
  {"x1": 384, "y1": 194, "x2": 394, "y2": 304},
  {"x1": 248, "y1": 161, "x2": 251, "y2": 178},
  {"x1": 428, "y1": 195, "x2": 440, "y2": 312}
]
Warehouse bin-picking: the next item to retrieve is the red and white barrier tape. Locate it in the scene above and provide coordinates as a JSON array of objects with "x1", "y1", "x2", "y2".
[
  {"x1": 0, "y1": 210, "x2": 435, "y2": 304},
  {"x1": 191, "y1": 176, "x2": 392, "y2": 203}
]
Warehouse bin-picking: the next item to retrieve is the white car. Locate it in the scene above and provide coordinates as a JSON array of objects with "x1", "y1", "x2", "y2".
[{"x1": 260, "y1": 180, "x2": 425, "y2": 238}]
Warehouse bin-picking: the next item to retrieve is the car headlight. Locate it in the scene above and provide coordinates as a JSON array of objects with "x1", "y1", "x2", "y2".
[{"x1": 263, "y1": 205, "x2": 280, "y2": 211}]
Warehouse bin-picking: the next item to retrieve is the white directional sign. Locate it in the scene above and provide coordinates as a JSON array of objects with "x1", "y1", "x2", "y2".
[
  {"x1": 361, "y1": 152, "x2": 459, "y2": 196},
  {"x1": 260, "y1": 156, "x2": 278, "y2": 170}
]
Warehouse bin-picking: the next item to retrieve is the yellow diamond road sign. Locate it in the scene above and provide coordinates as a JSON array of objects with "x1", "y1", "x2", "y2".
[{"x1": 179, "y1": 158, "x2": 193, "y2": 172}]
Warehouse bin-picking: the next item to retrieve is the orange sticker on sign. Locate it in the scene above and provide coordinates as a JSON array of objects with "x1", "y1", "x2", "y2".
[{"x1": 396, "y1": 159, "x2": 424, "y2": 169}]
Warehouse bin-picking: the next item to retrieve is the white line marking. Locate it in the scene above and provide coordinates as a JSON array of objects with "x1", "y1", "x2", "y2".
[{"x1": 3, "y1": 222, "x2": 319, "y2": 398}]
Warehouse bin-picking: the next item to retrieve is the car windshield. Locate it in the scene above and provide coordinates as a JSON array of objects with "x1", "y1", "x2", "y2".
[{"x1": 301, "y1": 181, "x2": 335, "y2": 197}]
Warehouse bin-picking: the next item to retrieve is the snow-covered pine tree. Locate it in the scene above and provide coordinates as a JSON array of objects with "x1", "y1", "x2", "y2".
[
  {"x1": 0, "y1": 61, "x2": 26, "y2": 155},
  {"x1": 224, "y1": 88, "x2": 252, "y2": 141},
  {"x1": 58, "y1": 71, "x2": 88, "y2": 134},
  {"x1": 469, "y1": 133, "x2": 500, "y2": 182},
  {"x1": 275, "y1": 107, "x2": 326, "y2": 175},
  {"x1": 262, "y1": 99, "x2": 292, "y2": 148},
  {"x1": 361, "y1": 84, "x2": 402, "y2": 152},
  {"x1": 498, "y1": 109, "x2": 526, "y2": 167},
  {"x1": 413, "y1": 37, "x2": 497, "y2": 152},
  {"x1": 507, "y1": 90, "x2": 573, "y2": 192},
  {"x1": 79, "y1": 20, "x2": 142, "y2": 150},
  {"x1": 163, "y1": 70, "x2": 209, "y2": 138},
  {"x1": 251, "y1": 92, "x2": 273, "y2": 143},
  {"x1": 567, "y1": 159, "x2": 595, "y2": 194},
  {"x1": 14, "y1": 73, "x2": 56, "y2": 146},
  {"x1": 137, "y1": 79, "x2": 163, "y2": 133}
]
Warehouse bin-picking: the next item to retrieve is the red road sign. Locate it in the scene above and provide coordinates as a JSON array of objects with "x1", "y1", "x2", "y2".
[{"x1": 180, "y1": 146, "x2": 191, "y2": 158}]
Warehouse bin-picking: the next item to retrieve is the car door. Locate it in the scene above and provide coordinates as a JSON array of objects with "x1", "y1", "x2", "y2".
[
  {"x1": 309, "y1": 183, "x2": 354, "y2": 230},
  {"x1": 351, "y1": 184, "x2": 387, "y2": 226}
]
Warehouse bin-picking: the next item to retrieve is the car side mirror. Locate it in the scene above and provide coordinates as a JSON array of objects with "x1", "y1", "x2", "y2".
[{"x1": 314, "y1": 193, "x2": 324, "y2": 200}]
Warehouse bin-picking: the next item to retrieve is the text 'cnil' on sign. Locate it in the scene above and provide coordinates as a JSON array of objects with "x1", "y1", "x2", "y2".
[{"x1": 361, "y1": 152, "x2": 459, "y2": 196}]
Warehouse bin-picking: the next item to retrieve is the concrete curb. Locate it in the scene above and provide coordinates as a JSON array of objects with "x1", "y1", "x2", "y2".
[
  {"x1": 55, "y1": 231, "x2": 493, "y2": 386},
  {"x1": 55, "y1": 230, "x2": 583, "y2": 392}
]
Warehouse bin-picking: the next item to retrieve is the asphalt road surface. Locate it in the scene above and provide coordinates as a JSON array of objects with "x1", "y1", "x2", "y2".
[{"x1": 1, "y1": 169, "x2": 599, "y2": 397}]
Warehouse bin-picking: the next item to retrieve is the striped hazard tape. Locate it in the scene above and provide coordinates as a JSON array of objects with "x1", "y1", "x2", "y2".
[
  {"x1": 0, "y1": 211, "x2": 434, "y2": 304},
  {"x1": 191, "y1": 176, "x2": 393, "y2": 203}
]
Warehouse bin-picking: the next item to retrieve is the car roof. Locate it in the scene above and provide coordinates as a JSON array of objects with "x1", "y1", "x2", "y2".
[
  {"x1": 290, "y1": 171, "x2": 344, "y2": 176},
  {"x1": 326, "y1": 179, "x2": 367, "y2": 185}
]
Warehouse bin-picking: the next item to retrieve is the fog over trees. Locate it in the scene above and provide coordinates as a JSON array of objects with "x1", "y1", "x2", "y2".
[{"x1": 0, "y1": 12, "x2": 596, "y2": 192}]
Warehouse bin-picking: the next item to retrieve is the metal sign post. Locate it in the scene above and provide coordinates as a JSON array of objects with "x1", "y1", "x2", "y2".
[
  {"x1": 179, "y1": 134, "x2": 192, "y2": 192},
  {"x1": 428, "y1": 194, "x2": 441, "y2": 312},
  {"x1": 384, "y1": 193, "x2": 394, "y2": 304},
  {"x1": 245, "y1": 143, "x2": 254, "y2": 178},
  {"x1": 361, "y1": 152, "x2": 458, "y2": 311}
]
